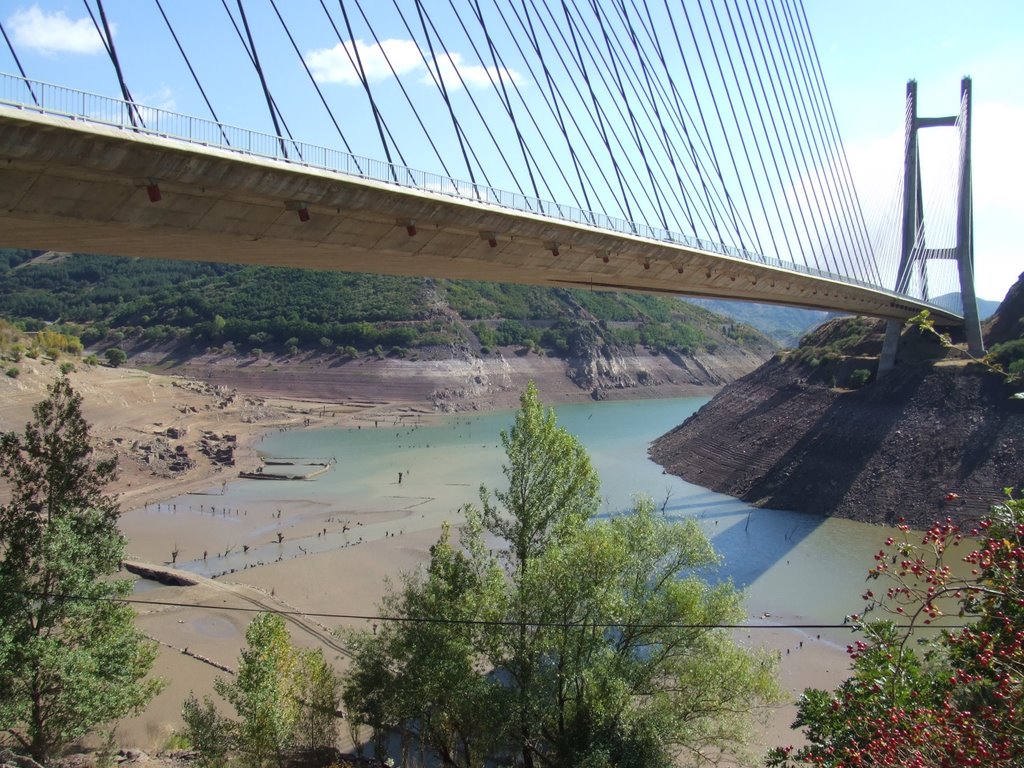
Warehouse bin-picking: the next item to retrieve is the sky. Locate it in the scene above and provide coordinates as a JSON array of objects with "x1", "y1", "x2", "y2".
[{"x1": 1, "y1": 0, "x2": 1020, "y2": 302}]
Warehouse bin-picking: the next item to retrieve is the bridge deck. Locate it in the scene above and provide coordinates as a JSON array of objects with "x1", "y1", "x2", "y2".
[{"x1": 0, "y1": 108, "x2": 958, "y2": 324}]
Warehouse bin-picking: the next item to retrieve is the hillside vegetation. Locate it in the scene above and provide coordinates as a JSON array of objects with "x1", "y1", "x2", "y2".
[{"x1": 0, "y1": 249, "x2": 768, "y2": 363}]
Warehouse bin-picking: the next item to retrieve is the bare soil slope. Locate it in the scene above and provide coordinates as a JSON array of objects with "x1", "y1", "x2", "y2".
[{"x1": 650, "y1": 280, "x2": 1024, "y2": 528}]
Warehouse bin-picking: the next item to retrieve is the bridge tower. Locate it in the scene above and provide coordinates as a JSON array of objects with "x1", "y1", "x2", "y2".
[{"x1": 878, "y1": 77, "x2": 984, "y2": 376}]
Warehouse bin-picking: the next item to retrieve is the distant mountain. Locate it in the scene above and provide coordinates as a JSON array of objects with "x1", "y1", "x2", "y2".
[
  {"x1": 682, "y1": 297, "x2": 830, "y2": 347},
  {"x1": 930, "y1": 293, "x2": 1002, "y2": 321},
  {"x1": 685, "y1": 291, "x2": 1001, "y2": 349}
]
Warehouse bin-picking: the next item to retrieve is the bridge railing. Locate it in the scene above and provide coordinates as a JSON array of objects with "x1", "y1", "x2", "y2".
[{"x1": 0, "y1": 72, "x2": 954, "y2": 314}]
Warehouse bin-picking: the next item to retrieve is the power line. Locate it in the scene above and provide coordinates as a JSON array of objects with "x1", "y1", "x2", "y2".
[{"x1": 22, "y1": 591, "x2": 967, "y2": 632}]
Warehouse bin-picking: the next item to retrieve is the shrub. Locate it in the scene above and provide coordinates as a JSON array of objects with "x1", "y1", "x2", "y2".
[
  {"x1": 59, "y1": 362, "x2": 75, "y2": 375},
  {"x1": 181, "y1": 694, "x2": 234, "y2": 768},
  {"x1": 849, "y1": 368, "x2": 872, "y2": 388},
  {"x1": 989, "y1": 338, "x2": 1024, "y2": 371},
  {"x1": 104, "y1": 348, "x2": 127, "y2": 367},
  {"x1": 6, "y1": 366, "x2": 18, "y2": 378}
]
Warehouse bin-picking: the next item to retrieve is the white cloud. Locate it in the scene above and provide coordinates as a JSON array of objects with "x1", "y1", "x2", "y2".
[
  {"x1": 305, "y1": 37, "x2": 524, "y2": 93},
  {"x1": 8, "y1": 5, "x2": 107, "y2": 55},
  {"x1": 423, "y1": 51, "x2": 524, "y2": 90},
  {"x1": 134, "y1": 86, "x2": 177, "y2": 124},
  {"x1": 306, "y1": 38, "x2": 423, "y2": 85}
]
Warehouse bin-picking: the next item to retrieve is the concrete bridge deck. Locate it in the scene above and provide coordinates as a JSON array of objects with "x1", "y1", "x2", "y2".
[{"x1": 0, "y1": 108, "x2": 956, "y2": 323}]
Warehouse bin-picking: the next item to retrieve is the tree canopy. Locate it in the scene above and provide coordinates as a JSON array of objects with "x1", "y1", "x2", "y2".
[{"x1": 0, "y1": 250, "x2": 749, "y2": 359}]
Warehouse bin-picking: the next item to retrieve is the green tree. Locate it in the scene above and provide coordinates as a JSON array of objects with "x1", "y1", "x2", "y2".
[
  {"x1": 345, "y1": 383, "x2": 779, "y2": 767},
  {"x1": 343, "y1": 520, "x2": 508, "y2": 767},
  {"x1": 0, "y1": 377, "x2": 162, "y2": 762},
  {"x1": 181, "y1": 694, "x2": 234, "y2": 768},
  {"x1": 104, "y1": 347, "x2": 127, "y2": 367},
  {"x1": 216, "y1": 612, "x2": 300, "y2": 767},
  {"x1": 517, "y1": 495, "x2": 779, "y2": 767},
  {"x1": 293, "y1": 648, "x2": 342, "y2": 754}
]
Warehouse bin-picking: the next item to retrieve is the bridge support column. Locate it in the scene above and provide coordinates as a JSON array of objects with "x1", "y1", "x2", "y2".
[
  {"x1": 956, "y1": 77, "x2": 985, "y2": 358},
  {"x1": 878, "y1": 78, "x2": 983, "y2": 377},
  {"x1": 878, "y1": 82, "x2": 920, "y2": 378},
  {"x1": 879, "y1": 320, "x2": 902, "y2": 376}
]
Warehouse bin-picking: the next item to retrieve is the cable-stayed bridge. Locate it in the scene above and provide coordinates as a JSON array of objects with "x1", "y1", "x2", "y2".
[{"x1": 0, "y1": 1, "x2": 982, "y2": 352}]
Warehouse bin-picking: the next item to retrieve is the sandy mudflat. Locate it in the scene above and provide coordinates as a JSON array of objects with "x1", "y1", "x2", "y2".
[{"x1": 0, "y1": 360, "x2": 850, "y2": 761}]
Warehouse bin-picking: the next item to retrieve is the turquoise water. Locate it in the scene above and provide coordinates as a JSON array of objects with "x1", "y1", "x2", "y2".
[{"x1": 150, "y1": 397, "x2": 897, "y2": 643}]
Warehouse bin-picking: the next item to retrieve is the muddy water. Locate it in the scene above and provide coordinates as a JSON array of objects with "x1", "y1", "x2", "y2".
[{"x1": 127, "y1": 397, "x2": 908, "y2": 645}]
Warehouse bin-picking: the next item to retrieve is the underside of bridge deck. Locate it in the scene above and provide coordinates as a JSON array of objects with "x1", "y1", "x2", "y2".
[{"x1": 0, "y1": 109, "x2": 958, "y2": 324}]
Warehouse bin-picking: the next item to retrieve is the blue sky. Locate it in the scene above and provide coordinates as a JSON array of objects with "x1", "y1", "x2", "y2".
[{"x1": 1, "y1": 1, "x2": 1020, "y2": 301}]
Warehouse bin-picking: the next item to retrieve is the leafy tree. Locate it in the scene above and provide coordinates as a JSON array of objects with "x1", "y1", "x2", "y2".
[
  {"x1": 770, "y1": 495, "x2": 1024, "y2": 767},
  {"x1": 293, "y1": 648, "x2": 342, "y2": 754},
  {"x1": 481, "y1": 381, "x2": 600, "y2": 571},
  {"x1": 0, "y1": 377, "x2": 162, "y2": 762},
  {"x1": 181, "y1": 694, "x2": 234, "y2": 768},
  {"x1": 217, "y1": 614, "x2": 296, "y2": 763},
  {"x1": 186, "y1": 613, "x2": 340, "y2": 766},
  {"x1": 215, "y1": 612, "x2": 300, "y2": 767},
  {"x1": 104, "y1": 347, "x2": 127, "y2": 367},
  {"x1": 516, "y1": 495, "x2": 779, "y2": 767},
  {"x1": 345, "y1": 383, "x2": 779, "y2": 767},
  {"x1": 343, "y1": 520, "x2": 508, "y2": 767}
]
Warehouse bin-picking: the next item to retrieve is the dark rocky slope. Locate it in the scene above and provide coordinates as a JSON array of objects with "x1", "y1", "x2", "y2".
[{"x1": 650, "y1": 276, "x2": 1024, "y2": 528}]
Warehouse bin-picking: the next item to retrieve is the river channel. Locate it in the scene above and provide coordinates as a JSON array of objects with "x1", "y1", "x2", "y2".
[{"x1": 137, "y1": 396, "x2": 899, "y2": 646}]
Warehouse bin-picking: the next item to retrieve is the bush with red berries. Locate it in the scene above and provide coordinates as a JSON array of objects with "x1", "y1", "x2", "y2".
[{"x1": 768, "y1": 493, "x2": 1024, "y2": 767}]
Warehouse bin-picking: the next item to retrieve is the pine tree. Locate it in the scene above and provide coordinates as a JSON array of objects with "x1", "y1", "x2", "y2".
[{"x1": 0, "y1": 377, "x2": 162, "y2": 762}]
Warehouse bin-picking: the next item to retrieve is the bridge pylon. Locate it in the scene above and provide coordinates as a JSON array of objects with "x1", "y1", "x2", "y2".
[{"x1": 878, "y1": 77, "x2": 984, "y2": 377}]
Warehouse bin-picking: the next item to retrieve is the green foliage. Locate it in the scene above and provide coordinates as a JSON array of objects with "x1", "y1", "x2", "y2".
[
  {"x1": 988, "y1": 338, "x2": 1024, "y2": 372},
  {"x1": 181, "y1": 694, "x2": 234, "y2": 768},
  {"x1": 186, "y1": 615, "x2": 341, "y2": 767},
  {"x1": 215, "y1": 612, "x2": 300, "y2": 767},
  {"x1": 482, "y1": 381, "x2": 601, "y2": 567},
  {"x1": 790, "y1": 316, "x2": 880, "y2": 368},
  {"x1": 849, "y1": 368, "x2": 871, "y2": 388},
  {"x1": 342, "y1": 519, "x2": 508, "y2": 766},
  {"x1": 5, "y1": 366, "x2": 17, "y2": 378},
  {"x1": 60, "y1": 361, "x2": 76, "y2": 375},
  {"x1": 911, "y1": 310, "x2": 1022, "y2": 392},
  {"x1": 104, "y1": 348, "x2": 127, "y2": 367},
  {"x1": 0, "y1": 378, "x2": 162, "y2": 762},
  {"x1": 0, "y1": 252, "x2": 739, "y2": 361},
  {"x1": 292, "y1": 648, "x2": 341, "y2": 753},
  {"x1": 344, "y1": 383, "x2": 779, "y2": 767}
]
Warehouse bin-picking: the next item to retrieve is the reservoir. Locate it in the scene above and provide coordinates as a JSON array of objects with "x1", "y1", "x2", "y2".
[{"x1": 133, "y1": 396, "x2": 902, "y2": 646}]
